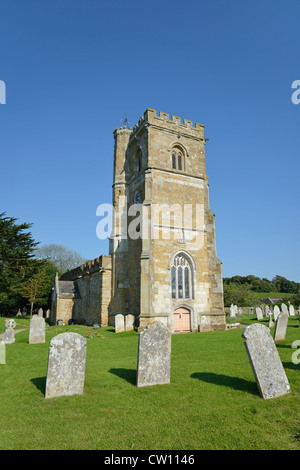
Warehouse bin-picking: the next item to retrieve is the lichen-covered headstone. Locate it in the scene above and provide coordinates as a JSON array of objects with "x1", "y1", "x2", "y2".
[
  {"x1": 1, "y1": 319, "x2": 16, "y2": 344},
  {"x1": 29, "y1": 315, "x2": 45, "y2": 344},
  {"x1": 274, "y1": 305, "x2": 280, "y2": 321},
  {"x1": 125, "y1": 314, "x2": 135, "y2": 331},
  {"x1": 115, "y1": 314, "x2": 125, "y2": 333},
  {"x1": 255, "y1": 307, "x2": 263, "y2": 320},
  {"x1": 137, "y1": 322, "x2": 171, "y2": 387},
  {"x1": 274, "y1": 312, "x2": 289, "y2": 342},
  {"x1": 281, "y1": 303, "x2": 288, "y2": 315},
  {"x1": 242, "y1": 323, "x2": 291, "y2": 399},
  {"x1": 45, "y1": 332, "x2": 87, "y2": 399}
]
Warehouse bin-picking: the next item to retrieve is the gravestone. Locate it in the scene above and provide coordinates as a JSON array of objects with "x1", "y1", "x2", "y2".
[
  {"x1": 273, "y1": 305, "x2": 280, "y2": 321},
  {"x1": 137, "y1": 322, "x2": 171, "y2": 387},
  {"x1": 29, "y1": 315, "x2": 45, "y2": 344},
  {"x1": 16, "y1": 309, "x2": 22, "y2": 317},
  {"x1": 0, "y1": 343, "x2": 6, "y2": 364},
  {"x1": 45, "y1": 332, "x2": 87, "y2": 399},
  {"x1": 281, "y1": 303, "x2": 288, "y2": 315},
  {"x1": 274, "y1": 312, "x2": 289, "y2": 342},
  {"x1": 255, "y1": 307, "x2": 263, "y2": 320},
  {"x1": 38, "y1": 308, "x2": 43, "y2": 317},
  {"x1": 125, "y1": 314, "x2": 135, "y2": 331},
  {"x1": 230, "y1": 304, "x2": 237, "y2": 318},
  {"x1": 268, "y1": 312, "x2": 274, "y2": 328},
  {"x1": 115, "y1": 314, "x2": 125, "y2": 333},
  {"x1": 242, "y1": 323, "x2": 291, "y2": 399},
  {"x1": 289, "y1": 305, "x2": 295, "y2": 317},
  {"x1": 248, "y1": 307, "x2": 253, "y2": 315},
  {"x1": 1, "y1": 319, "x2": 16, "y2": 344}
]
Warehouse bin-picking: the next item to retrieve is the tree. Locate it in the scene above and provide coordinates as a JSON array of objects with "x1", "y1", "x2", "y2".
[
  {"x1": 223, "y1": 283, "x2": 260, "y2": 307},
  {"x1": 35, "y1": 244, "x2": 87, "y2": 275},
  {"x1": 0, "y1": 212, "x2": 43, "y2": 313},
  {"x1": 19, "y1": 266, "x2": 48, "y2": 316}
]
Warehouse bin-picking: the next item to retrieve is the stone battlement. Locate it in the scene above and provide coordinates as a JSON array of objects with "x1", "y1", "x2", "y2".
[
  {"x1": 60, "y1": 255, "x2": 112, "y2": 281},
  {"x1": 114, "y1": 108, "x2": 205, "y2": 139}
]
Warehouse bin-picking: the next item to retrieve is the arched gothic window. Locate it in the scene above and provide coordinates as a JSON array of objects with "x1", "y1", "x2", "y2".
[
  {"x1": 171, "y1": 253, "x2": 194, "y2": 299},
  {"x1": 171, "y1": 147, "x2": 184, "y2": 171}
]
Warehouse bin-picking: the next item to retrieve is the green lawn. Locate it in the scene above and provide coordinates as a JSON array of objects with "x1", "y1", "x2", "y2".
[
  {"x1": 254, "y1": 291, "x2": 294, "y2": 299},
  {"x1": 0, "y1": 316, "x2": 300, "y2": 450}
]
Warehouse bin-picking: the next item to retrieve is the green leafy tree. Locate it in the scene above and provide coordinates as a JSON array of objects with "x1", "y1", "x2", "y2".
[
  {"x1": 0, "y1": 212, "x2": 42, "y2": 313},
  {"x1": 223, "y1": 283, "x2": 260, "y2": 307}
]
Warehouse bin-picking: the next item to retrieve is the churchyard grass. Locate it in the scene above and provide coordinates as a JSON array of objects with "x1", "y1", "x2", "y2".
[{"x1": 0, "y1": 317, "x2": 300, "y2": 450}]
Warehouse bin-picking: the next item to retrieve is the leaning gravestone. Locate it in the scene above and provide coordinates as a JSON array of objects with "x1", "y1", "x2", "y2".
[
  {"x1": 137, "y1": 322, "x2": 171, "y2": 387},
  {"x1": 242, "y1": 323, "x2": 291, "y2": 399},
  {"x1": 274, "y1": 312, "x2": 289, "y2": 342},
  {"x1": 29, "y1": 315, "x2": 45, "y2": 344},
  {"x1": 273, "y1": 305, "x2": 280, "y2": 321},
  {"x1": 255, "y1": 307, "x2": 263, "y2": 320},
  {"x1": 1, "y1": 319, "x2": 16, "y2": 344},
  {"x1": 115, "y1": 314, "x2": 125, "y2": 333},
  {"x1": 45, "y1": 332, "x2": 87, "y2": 399}
]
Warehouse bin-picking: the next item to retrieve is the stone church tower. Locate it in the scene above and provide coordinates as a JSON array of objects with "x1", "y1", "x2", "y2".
[
  {"x1": 109, "y1": 108, "x2": 225, "y2": 332},
  {"x1": 51, "y1": 108, "x2": 225, "y2": 333}
]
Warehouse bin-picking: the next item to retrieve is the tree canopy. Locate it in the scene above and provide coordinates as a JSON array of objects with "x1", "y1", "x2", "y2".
[{"x1": 34, "y1": 243, "x2": 87, "y2": 275}]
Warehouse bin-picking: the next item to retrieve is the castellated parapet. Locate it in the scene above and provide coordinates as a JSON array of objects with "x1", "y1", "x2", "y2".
[{"x1": 114, "y1": 108, "x2": 206, "y2": 142}]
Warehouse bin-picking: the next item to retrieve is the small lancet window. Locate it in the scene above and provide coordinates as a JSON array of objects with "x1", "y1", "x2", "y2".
[{"x1": 171, "y1": 147, "x2": 184, "y2": 171}]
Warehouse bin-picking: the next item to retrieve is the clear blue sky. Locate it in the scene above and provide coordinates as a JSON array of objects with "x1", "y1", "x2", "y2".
[{"x1": 0, "y1": 0, "x2": 299, "y2": 282}]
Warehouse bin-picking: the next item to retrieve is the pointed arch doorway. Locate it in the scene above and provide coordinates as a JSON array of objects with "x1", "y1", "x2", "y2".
[{"x1": 173, "y1": 307, "x2": 191, "y2": 333}]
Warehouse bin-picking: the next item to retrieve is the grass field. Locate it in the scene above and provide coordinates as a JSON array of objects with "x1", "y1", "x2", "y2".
[{"x1": 0, "y1": 316, "x2": 300, "y2": 450}]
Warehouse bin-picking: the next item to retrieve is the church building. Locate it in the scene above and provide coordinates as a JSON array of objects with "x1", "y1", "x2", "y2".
[{"x1": 51, "y1": 109, "x2": 226, "y2": 333}]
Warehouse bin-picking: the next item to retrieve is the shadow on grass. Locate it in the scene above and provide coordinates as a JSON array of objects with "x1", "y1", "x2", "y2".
[
  {"x1": 109, "y1": 368, "x2": 136, "y2": 386},
  {"x1": 31, "y1": 376, "x2": 46, "y2": 395},
  {"x1": 191, "y1": 372, "x2": 258, "y2": 395}
]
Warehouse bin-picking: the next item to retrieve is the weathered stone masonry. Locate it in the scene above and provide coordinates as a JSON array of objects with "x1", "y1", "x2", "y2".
[{"x1": 51, "y1": 109, "x2": 226, "y2": 332}]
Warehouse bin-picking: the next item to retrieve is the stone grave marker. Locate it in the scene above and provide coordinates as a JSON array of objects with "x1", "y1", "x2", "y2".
[
  {"x1": 125, "y1": 314, "x2": 135, "y2": 331},
  {"x1": 1, "y1": 319, "x2": 16, "y2": 344},
  {"x1": 0, "y1": 343, "x2": 6, "y2": 364},
  {"x1": 242, "y1": 323, "x2": 291, "y2": 399},
  {"x1": 38, "y1": 308, "x2": 43, "y2": 317},
  {"x1": 115, "y1": 314, "x2": 125, "y2": 333},
  {"x1": 230, "y1": 304, "x2": 237, "y2": 318},
  {"x1": 281, "y1": 303, "x2": 288, "y2": 315},
  {"x1": 137, "y1": 322, "x2": 171, "y2": 387},
  {"x1": 268, "y1": 312, "x2": 274, "y2": 328},
  {"x1": 274, "y1": 312, "x2": 289, "y2": 342},
  {"x1": 289, "y1": 304, "x2": 295, "y2": 317},
  {"x1": 273, "y1": 305, "x2": 280, "y2": 321},
  {"x1": 255, "y1": 307, "x2": 263, "y2": 320},
  {"x1": 29, "y1": 315, "x2": 45, "y2": 344},
  {"x1": 45, "y1": 332, "x2": 87, "y2": 399}
]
